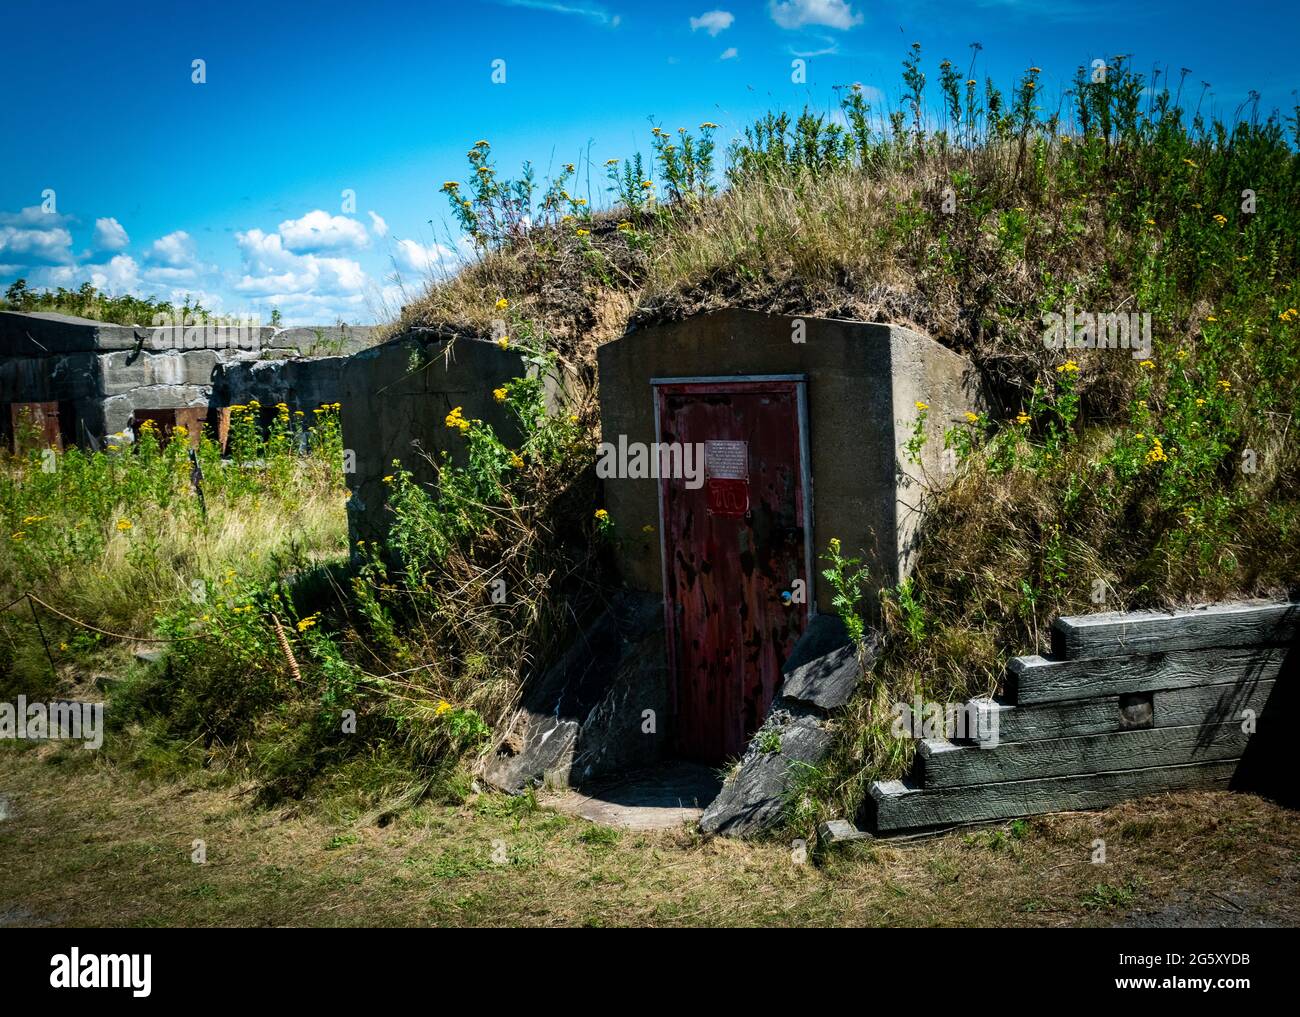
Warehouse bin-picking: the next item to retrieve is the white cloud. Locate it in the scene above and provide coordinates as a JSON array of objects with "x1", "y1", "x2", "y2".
[
  {"x1": 0, "y1": 206, "x2": 75, "y2": 265},
  {"x1": 93, "y1": 217, "x2": 129, "y2": 252},
  {"x1": 690, "y1": 10, "x2": 734, "y2": 35},
  {"x1": 496, "y1": 0, "x2": 620, "y2": 26},
  {"x1": 148, "y1": 230, "x2": 196, "y2": 268},
  {"x1": 720, "y1": 47, "x2": 739, "y2": 60},
  {"x1": 278, "y1": 210, "x2": 370, "y2": 253},
  {"x1": 142, "y1": 265, "x2": 200, "y2": 285},
  {"x1": 234, "y1": 227, "x2": 369, "y2": 304},
  {"x1": 769, "y1": 0, "x2": 862, "y2": 31},
  {"x1": 368, "y1": 211, "x2": 389, "y2": 237},
  {"x1": 89, "y1": 255, "x2": 141, "y2": 294},
  {"x1": 392, "y1": 238, "x2": 466, "y2": 278}
]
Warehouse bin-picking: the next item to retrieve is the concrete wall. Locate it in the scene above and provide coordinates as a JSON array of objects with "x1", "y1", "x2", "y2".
[
  {"x1": 0, "y1": 311, "x2": 379, "y2": 447},
  {"x1": 597, "y1": 309, "x2": 982, "y2": 609},
  {"x1": 339, "y1": 330, "x2": 534, "y2": 547},
  {"x1": 215, "y1": 357, "x2": 348, "y2": 411}
]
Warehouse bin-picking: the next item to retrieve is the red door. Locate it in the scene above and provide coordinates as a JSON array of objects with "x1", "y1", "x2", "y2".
[
  {"x1": 655, "y1": 379, "x2": 812, "y2": 763},
  {"x1": 9, "y1": 402, "x2": 63, "y2": 451}
]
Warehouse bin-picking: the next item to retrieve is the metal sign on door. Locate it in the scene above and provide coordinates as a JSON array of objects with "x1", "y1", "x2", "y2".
[
  {"x1": 705, "y1": 439, "x2": 749, "y2": 518},
  {"x1": 654, "y1": 377, "x2": 813, "y2": 763}
]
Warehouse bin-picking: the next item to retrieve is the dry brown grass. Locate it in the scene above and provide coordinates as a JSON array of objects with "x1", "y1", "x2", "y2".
[{"x1": 2, "y1": 746, "x2": 1296, "y2": 927}]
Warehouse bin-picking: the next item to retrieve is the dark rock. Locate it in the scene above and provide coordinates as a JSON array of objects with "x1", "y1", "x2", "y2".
[
  {"x1": 482, "y1": 592, "x2": 668, "y2": 792},
  {"x1": 698, "y1": 711, "x2": 832, "y2": 837},
  {"x1": 818, "y1": 818, "x2": 872, "y2": 845},
  {"x1": 780, "y1": 616, "x2": 875, "y2": 711}
]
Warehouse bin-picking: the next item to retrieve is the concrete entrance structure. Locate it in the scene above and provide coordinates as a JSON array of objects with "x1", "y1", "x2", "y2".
[
  {"x1": 599, "y1": 308, "x2": 983, "y2": 606},
  {"x1": 484, "y1": 309, "x2": 983, "y2": 824}
]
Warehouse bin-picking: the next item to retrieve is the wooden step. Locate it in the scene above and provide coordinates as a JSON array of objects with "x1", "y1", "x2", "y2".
[
  {"x1": 918, "y1": 721, "x2": 1251, "y2": 789},
  {"x1": 967, "y1": 678, "x2": 1276, "y2": 744},
  {"x1": 1008, "y1": 644, "x2": 1288, "y2": 705},
  {"x1": 868, "y1": 759, "x2": 1240, "y2": 833},
  {"x1": 1050, "y1": 600, "x2": 1298, "y2": 660}
]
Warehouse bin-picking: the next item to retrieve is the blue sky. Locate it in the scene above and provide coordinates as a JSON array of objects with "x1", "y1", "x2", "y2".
[{"x1": 2, "y1": 0, "x2": 1296, "y2": 325}]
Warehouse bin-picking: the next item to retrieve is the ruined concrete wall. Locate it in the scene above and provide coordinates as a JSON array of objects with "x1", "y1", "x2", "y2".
[
  {"x1": 339, "y1": 331, "x2": 533, "y2": 548},
  {"x1": 214, "y1": 357, "x2": 348, "y2": 411},
  {"x1": 597, "y1": 309, "x2": 983, "y2": 609},
  {"x1": 0, "y1": 311, "x2": 378, "y2": 446}
]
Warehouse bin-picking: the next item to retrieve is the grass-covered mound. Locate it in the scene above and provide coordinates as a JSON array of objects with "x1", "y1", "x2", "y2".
[
  {"x1": 4, "y1": 49, "x2": 1296, "y2": 834},
  {"x1": 401, "y1": 50, "x2": 1300, "y2": 827}
]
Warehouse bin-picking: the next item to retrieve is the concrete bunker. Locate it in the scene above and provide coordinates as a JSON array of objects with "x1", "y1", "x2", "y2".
[
  {"x1": 484, "y1": 309, "x2": 983, "y2": 826},
  {"x1": 0, "y1": 310, "x2": 371, "y2": 452}
]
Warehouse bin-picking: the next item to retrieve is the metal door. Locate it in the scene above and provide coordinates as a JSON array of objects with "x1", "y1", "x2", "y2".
[{"x1": 654, "y1": 377, "x2": 813, "y2": 763}]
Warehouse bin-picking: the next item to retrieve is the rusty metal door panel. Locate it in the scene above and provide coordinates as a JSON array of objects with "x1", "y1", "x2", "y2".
[
  {"x1": 655, "y1": 379, "x2": 812, "y2": 763},
  {"x1": 9, "y1": 401, "x2": 62, "y2": 451}
]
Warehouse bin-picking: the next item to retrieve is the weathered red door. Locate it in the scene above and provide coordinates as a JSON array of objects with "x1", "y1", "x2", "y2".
[
  {"x1": 9, "y1": 402, "x2": 63, "y2": 451},
  {"x1": 655, "y1": 378, "x2": 812, "y2": 763}
]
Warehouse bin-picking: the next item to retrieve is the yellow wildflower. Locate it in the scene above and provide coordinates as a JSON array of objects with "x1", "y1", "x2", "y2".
[
  {"x1": 1056, "y1": 361, "x2": 1081, "y2": 374},
  {"x1": 964, "y1": 412, "x2": 979, "y2": 424},
  {"x1": 1016, "y1": 412, "x2": 1031, "y2": 426},
  {"x1": 444, "y1": 406, "x2": 472, "y2": 434},
  {"x1": 642, "y1": 524, "x2": 655, "y2": 534},
  {"x1": 493, "y1": 387, "x2": 508, "y2": 403},
  {"x1": 382, "y1": 475, "x2": 395, "y2": 484},
  {"x1": 509, "y1": 453, "x2": 525, "y2": 469},
  {"x1": 1139, "y1": 360, "x2": 1155, "y2": 369},
  {"x1": 914, "y1": 401, "x2": 929, "y2": 412},
  {"x1": 116, "y1": 518, "x2": 133, "y2": 532},
  {"x1": 434, "y1": 700, "x2": 453, "y2": 717},
  {"x1": 1213, "y1": 214, "x2": 1227, "y2": 226},
  {"x1": 594, "y1": 509, "x2": 609, "y2": 521},
  {"x1": 497, "y1": 337, "x2": 510, "y2": 350},
  {"x1": 296, "y1": 613, "x2": 320, "y2": 633},
  {"x1": 495, "y1": 297, "x2": 508, "y2": 310},
  {"x1": 576, "y1": 228, "x2": 590, "y2": 237},
  {"x1": 617, "y1": 221, "x2": 633, "y2": 232},
  {"x1": 1218, "y1": 379, "x2": 1231, "y2": 390}
]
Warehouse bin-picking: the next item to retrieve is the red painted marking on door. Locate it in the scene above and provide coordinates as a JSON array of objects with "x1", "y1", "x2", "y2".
[
  {"x1": 656, "y1": 381, "x2": 810, "y2": 763},
  {"x1": 706, "y1": 478, "x2": 749, "y2": 518}
]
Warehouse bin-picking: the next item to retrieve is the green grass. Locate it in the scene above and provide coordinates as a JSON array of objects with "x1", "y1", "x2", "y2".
[{"x1": 2, "y1": 748, "x2": 1297, "y2": 927}]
